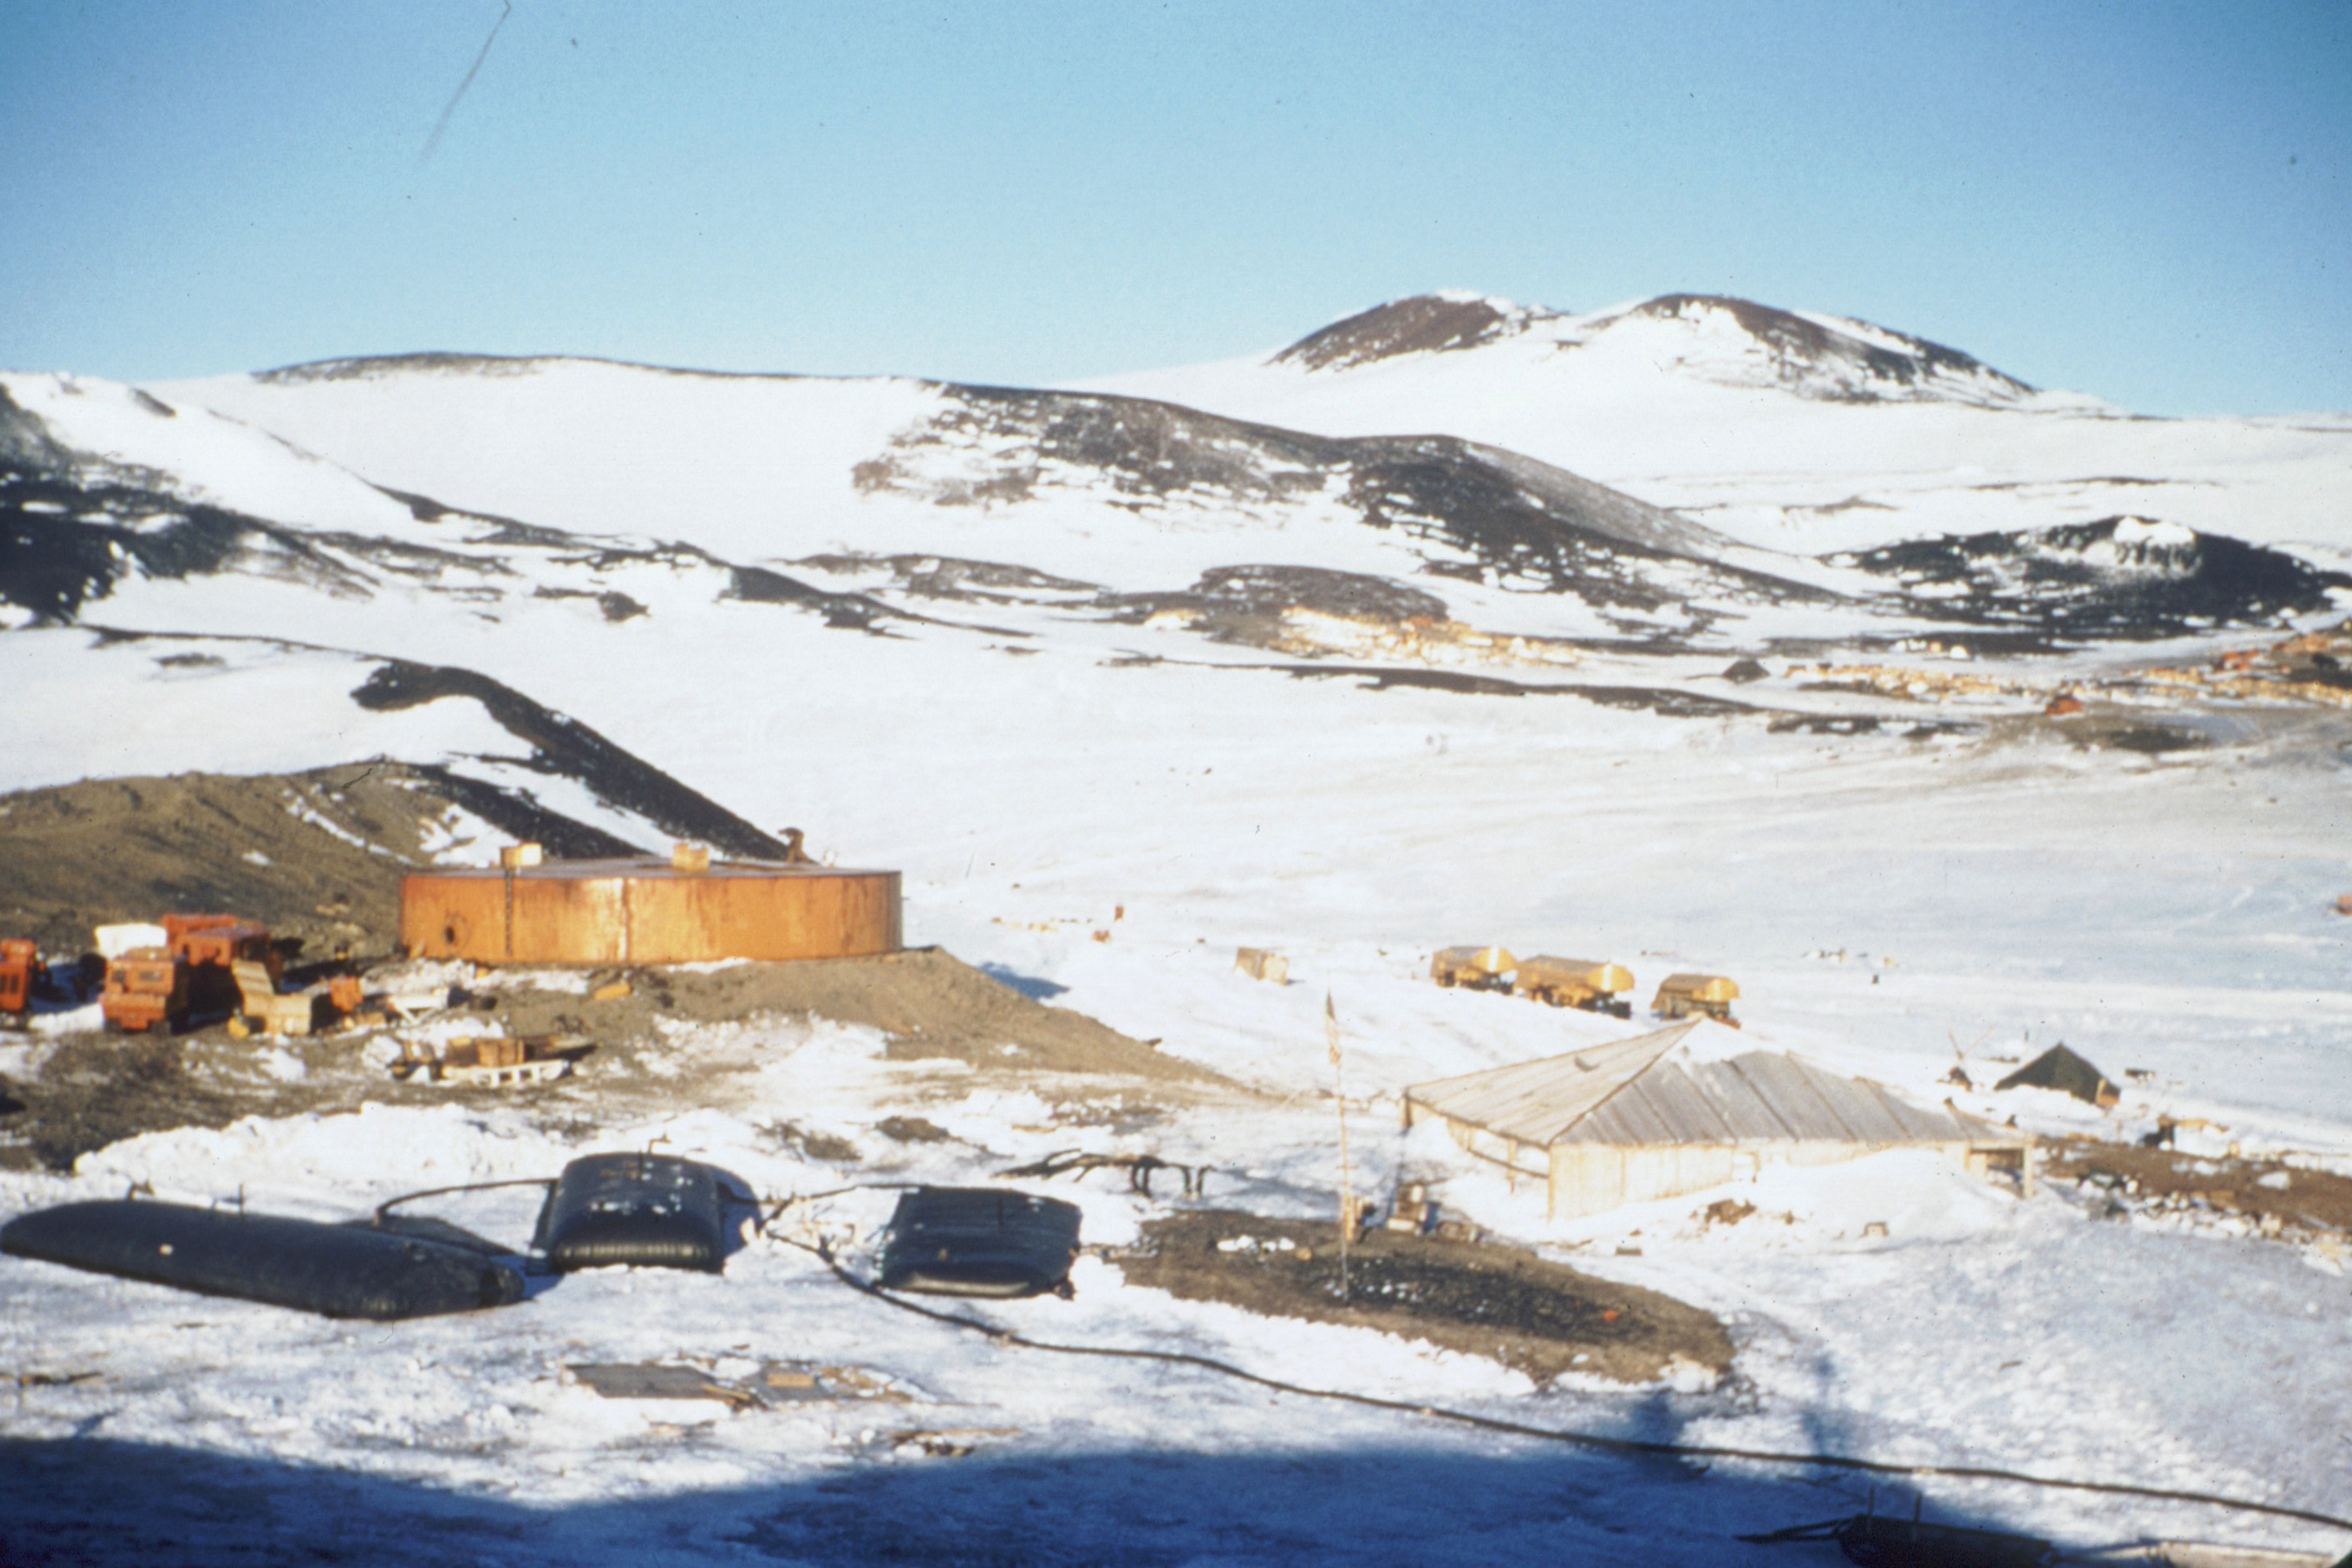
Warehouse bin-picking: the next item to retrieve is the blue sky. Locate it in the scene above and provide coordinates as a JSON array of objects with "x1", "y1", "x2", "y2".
[{"x1": 3, "y1": 1, "x2": 2346, "y2": 413}]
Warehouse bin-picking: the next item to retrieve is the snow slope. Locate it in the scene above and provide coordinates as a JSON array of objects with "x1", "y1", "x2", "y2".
[{"x1": 2, "y1": 304, "x2": 2350, "y2": 1561}]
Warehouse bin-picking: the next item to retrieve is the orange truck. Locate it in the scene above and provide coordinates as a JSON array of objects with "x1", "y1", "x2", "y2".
[
  {"x1": 102, "y1": 914, "x2": 280, "y2": 1033},
  {"x1": 0, "y1": 939, "x2": 37, "y2": 1018}
]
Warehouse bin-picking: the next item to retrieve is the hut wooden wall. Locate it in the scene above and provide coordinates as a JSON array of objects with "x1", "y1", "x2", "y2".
[{"x1": 1545, "y1": 1138, "x2": 1995, "y2": 1220}]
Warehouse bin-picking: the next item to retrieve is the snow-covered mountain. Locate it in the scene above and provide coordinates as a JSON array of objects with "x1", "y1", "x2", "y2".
[
  {"x1": 2, "y1": 315, "x2": 2345, "y2": 854},
  {"x1": 1084, "y1": 291, "x2": 2352, "y2": 557},
  {"x1": 1268, "y1": 290, "x2": 2041, "y2": 406},
  {"x1": 5, "y1": 325, "x2": 2339, "y2": 675}
]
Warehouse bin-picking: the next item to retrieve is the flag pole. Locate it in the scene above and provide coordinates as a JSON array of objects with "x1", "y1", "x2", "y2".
[{"x1": 1326, "y1": 988, "x2": 1351, "y2": 1302}]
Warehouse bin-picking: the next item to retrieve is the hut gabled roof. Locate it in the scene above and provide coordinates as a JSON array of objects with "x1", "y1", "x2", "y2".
[
  {"x1": 1406, "y1": 1023, "x2": 2015, "y2": 1151},
  {"x1": 1404, "y1": 1022, "x2": 1698, "y2": 1147}
]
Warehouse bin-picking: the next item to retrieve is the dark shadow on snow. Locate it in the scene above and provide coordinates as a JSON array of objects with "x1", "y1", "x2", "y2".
[
  {"x1": 0, "y1": 1428, "x2": 2110, "y2": 1567},
  {"x1": 977, "y1": 962, "x2": 1068, "y2": 1001}
]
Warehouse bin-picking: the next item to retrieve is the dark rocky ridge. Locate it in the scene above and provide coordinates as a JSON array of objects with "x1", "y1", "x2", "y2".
[
  {"x1": 1263, "y1": 290, "x2": 2037, "y2": 405},
  {"x1": 350, "y1": 661, "x2": 788, "y2": 860},
  {"x1": 857, "y1": 384, "x2": 1813, "y2": 623},
  {"x1": 0, "y1": 763, "x2": 634, "y2": 962},
  {"x1": 1098, "y1": 565, "x2": 1450, "y2": 648},
  {"x1": 1632, "y1": 294, "x2": 2035, "y2": 402},
  {"x1": 1839, "y1": 516, "x2": 2352, "y2": 641},
  {"x1": 1272, "y1": 294, "x2": 1525, "y2": 372},
  {"x1": 1, "y1": 468, "x2": 377, "y2": 624},
  {"x1": 255, "y1": 352, "x2": 820, "y2": 386}
]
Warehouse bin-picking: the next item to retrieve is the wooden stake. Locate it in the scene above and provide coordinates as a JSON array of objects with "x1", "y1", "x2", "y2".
[{"x1": 1327, "y1": 988, "x2": 1351, "y2": 1302}]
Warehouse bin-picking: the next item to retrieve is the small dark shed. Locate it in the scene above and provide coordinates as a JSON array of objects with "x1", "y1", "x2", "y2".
[
  {"x1": 878, "y1": 1187, "x2": 1082, "y2": 1298},
  {"x1": 1995, "y1": 1045, "x2": 2119, "y2": 1108}
]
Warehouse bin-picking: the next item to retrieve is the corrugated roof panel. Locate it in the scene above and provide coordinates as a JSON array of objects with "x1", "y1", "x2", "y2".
[
  {"x1": 1623, "y1": 1062, "x2": 1738, "y2": 1145},
  {"x1": 1856, "y1": 1079, "x2": 1962, "y2": 1141},
  {"x1": 1408, "y1": 1033, "x2": 2022, "y2": 1156},
  {"x1": 1796, "y1": 1064, "x2": 1917, "y2": 1143},
  {"x1": 1724, "y1": 1053, "x2": 1862, "y2": 1142},
  {"x1": 1572, "y1": 1071, "x2": 1682, "y2": 1146},
  {"x1": 1689, "y1": 1059, "x2": 1797, "y2": 1140},
  {"x1": 1407, "y1": 1024, "x2": 1695, "y2": 1146}
]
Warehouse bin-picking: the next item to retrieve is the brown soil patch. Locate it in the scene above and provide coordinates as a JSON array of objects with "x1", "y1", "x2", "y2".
[
  {"x1": 0, "y1": 764, "x2": 632, "y2": 961},
  {"x1": 0, "y1": 763, "x2": 1220, "y2": 1170},
  {"x1": 0, "y1": 1033, "x2": 253, "y2": 1173},
  {"x1": 2045, "y1": 1136, "x2": 2352, "y2": 1237},
  {"x1": 0, "y1": 949, "x2": 1217, "y2": 1174},
  {"x1": 1108, "y1": 1209, "x2": 1731, "y2": 1385},
  {"x1": 488, "y1": 948, "x2": 1214, "y2": 1083}
]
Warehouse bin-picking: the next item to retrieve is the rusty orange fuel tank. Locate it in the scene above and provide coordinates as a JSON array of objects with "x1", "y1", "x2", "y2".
[{"x1": 399, "y1": 854, "x2": 902, "y2": 966}]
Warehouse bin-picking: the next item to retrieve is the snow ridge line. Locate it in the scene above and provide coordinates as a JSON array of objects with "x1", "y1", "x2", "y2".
[{"x1": 789, "y1": 1236, "x2": 2352, "y2": 1536}]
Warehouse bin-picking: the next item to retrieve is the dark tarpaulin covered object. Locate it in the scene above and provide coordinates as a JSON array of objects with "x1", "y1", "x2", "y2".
[
  {"x1": 1994, "y1": 1045, "x2": 2120, "y2": 1108},
  {"x1": 0, "y1": 1200, "x2": 525, "y2": 1320},
  {"x1": 533, "y1": 1152, "x2": 731, "y2": 1273},
  {"x1": 878, "y1": 1186, "x2": 1082, "y2": 1298}
]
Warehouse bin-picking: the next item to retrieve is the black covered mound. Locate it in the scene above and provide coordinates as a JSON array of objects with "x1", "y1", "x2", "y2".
[
  {"x1": 878, "y1": 1186, "x2": 1082, "y2": 1299},
  {"x1": 532, "y1": 1152, "x2": 731, "y2": 1273},
  {"x1": 1994, "y1": 1044, "x2": 2119, "y2": 1107},
  {"x1": 0, "y1": 1200, "x2": 525, "y2": 1320}
]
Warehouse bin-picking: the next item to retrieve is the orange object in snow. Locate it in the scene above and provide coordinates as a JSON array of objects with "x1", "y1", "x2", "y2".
[{"x1": 0, "y1": 939, "x2": 37, "y2": 1015}]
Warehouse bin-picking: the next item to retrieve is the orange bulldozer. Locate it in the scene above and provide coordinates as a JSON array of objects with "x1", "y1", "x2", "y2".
[{"x1": 101, "y1": 914, "x2": 282, "y2": 1034}]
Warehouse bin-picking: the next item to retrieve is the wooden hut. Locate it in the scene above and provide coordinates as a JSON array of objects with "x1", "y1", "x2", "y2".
[{"x1": 1403, "y1": 1022, "x2": 2034, "y2": 1220}]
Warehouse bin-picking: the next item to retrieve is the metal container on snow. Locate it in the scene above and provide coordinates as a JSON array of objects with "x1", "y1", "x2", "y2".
[
  {"x1": 533, "y1": 1152, "x2": 733, "y2": 1273},
  {"x1": 0, "y1": 1200, "x2": 525, "y2": 1320},
  {"x1": 877, "y1": 1187, "x2": 1082, "y2": 1299}
]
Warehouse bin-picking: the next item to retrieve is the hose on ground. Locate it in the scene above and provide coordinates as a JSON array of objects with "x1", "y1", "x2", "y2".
[{"x1": 773, "y1": 1231, "x2": 2352, "y2": 1539}]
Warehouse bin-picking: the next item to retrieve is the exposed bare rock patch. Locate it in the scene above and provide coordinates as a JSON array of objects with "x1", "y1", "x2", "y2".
[
  {"x1": 1272, "y1": 293, "x2": 1531, "y2": 372},
  {"x1": 1111, "y1": 1209, "x2": 1733, "y2": 1384}
]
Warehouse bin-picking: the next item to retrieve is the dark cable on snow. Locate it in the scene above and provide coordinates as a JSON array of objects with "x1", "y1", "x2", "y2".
[
  {"x1": 760, "y1": 1181, "x2": 926, "y2": 1218},
  {"x1": 371, "y1": 1174, "x2": 919, "y2": 1231},
  {"x1": 372, "y1": 1177, "x2": 554, "y2": 1227},
  {"x1": 773, "y1": 1232, "x2": 2352, "y2": 1538}
]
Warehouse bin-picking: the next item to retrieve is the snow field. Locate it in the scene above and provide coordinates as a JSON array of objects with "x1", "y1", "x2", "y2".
[{"x1": 4, "y1": 307, "x2": 2350, "y2": 1557}]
